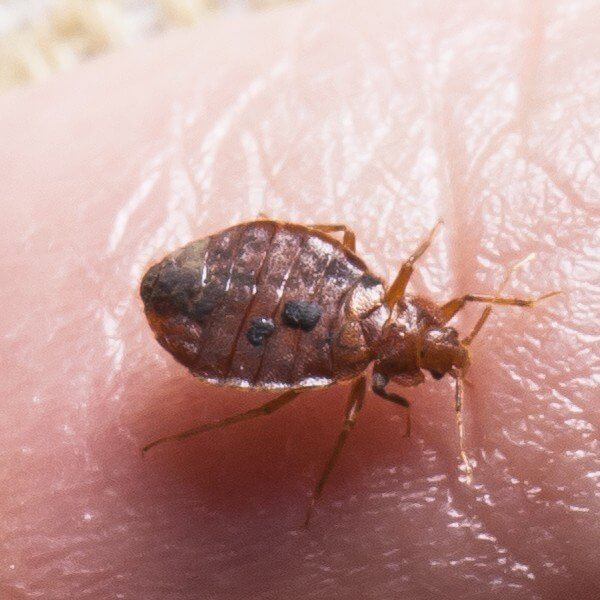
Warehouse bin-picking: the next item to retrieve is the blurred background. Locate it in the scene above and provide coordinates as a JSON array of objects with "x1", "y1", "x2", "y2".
[{"x1": 0, "y1": 0, "x2": 295, "y2": 92}]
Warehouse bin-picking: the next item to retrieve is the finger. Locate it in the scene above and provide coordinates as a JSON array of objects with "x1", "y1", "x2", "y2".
[{"x1": 0, "y1": 1, "x2": 597, "y2": 599}]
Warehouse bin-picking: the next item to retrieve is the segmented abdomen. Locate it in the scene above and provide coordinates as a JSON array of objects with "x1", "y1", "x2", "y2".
[{"x1": 141, "y1": 220, "x2": 385, "y2": 389}]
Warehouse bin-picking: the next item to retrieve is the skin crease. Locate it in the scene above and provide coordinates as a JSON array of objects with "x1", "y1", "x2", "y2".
[{"x1": 0, "y1": 0, "x2": 598, "y2": 598}]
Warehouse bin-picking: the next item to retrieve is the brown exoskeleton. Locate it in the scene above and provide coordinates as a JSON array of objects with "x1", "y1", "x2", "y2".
[{"x1": 140, "y1": 218, "x2": 559, "y2": 525}]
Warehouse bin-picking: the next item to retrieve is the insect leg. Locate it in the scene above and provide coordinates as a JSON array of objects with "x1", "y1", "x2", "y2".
[
  {"x1": 371, "y1": 372, "x2": 411, "y2": 436},
  {"x1": 308, "y1": 224, "x2": 356, "y2": 252},
  {"x1": 440, "y1": 254, "x2": 561, "y2": 344},
  {"x1": 142, "y1": 388, "x2": 301, "y2": 454},
  {"x1": 460, "y1": 290, "x2": 561, "y2": 345},
  {"x1": 384, "y1": 219, "x2": 443, "y2": 307},
  {"x1": 442, "y1": 290, "x2": 560, "y2": 323},
  {"x1": 304, "y1": 375, "x2": 366, "y2": 527},
  {"x1": 453, "y1": 373, "x2": 473, "y2": 483}
]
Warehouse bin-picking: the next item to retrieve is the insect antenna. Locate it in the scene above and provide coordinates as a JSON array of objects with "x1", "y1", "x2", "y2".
[
  {"x1": 462, "y1": 253, "x2": 561, "y2": 346},
  {"x1": 454, "y1": 254, "x2": 562, "y2": 482},
  {"x1": 452, "y1": 371, "x2": 473, "y2": 483},
  {"x1": 463, "y1": 253, "x2": 535, "y2": 346}
]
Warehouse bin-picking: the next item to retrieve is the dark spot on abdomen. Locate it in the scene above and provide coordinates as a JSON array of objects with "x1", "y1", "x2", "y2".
[
  {"x1": 359, "y1": 274, "x2": 382, "y2": 288},
  {"x1": 246, "y1": 317, "x2": 276, "y2": 346},
  {"x1": 140, "y1": 263, "x2": 161, "y2": 305},
  {"x1": 282, "y1": 300, "x2": 322, "y2": 332},
  {"x1": 324, "y1": 257, "x2": 353, "y2": 283},
  {"x1": 141, "y1": 260, "x2": 192, "y2": 314}
]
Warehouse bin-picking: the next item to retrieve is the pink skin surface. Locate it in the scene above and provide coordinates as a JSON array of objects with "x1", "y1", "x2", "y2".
[{"x1": 0, "y1": 1, "x2": 598, "y2": 598}]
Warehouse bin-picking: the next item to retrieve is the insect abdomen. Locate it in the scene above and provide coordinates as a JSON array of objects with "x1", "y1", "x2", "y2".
[{"x1": 141, "y1": 220, "x2": 383, "y2": 389}]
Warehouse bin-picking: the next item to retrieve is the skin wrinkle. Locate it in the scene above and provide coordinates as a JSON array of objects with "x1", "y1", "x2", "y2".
[
  {"x1": 529, "y1": 155, "x2": 596, "y2": 213},
  {"x1": 425, "y1": 14, "x2": 591, "y2": 590},
  {"x1": 517, "y1": 0, "x2": 547, "y2": 139},
  {"x1": 425, "y1": 5, "x2": 555, "y2": 585},
  {"x1": 0, "y1": 1, "x2": 598, "y2": 599},
  {"x1": 428, "y1": 0, "x2": 588, "y2": 596}
]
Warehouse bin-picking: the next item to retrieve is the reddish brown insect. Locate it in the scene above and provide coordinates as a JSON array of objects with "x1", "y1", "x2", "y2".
[{"x1": 140, "y1": 218, "x2": 558, "y2": 525}]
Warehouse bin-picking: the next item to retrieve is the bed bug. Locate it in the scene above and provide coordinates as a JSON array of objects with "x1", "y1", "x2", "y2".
[{"x1": 140, "y1": 218, "x2": 559, "y2": 525}]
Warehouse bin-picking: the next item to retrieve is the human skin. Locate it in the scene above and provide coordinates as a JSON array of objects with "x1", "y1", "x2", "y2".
[{"x1": 0, "y1": 0, "x2": 598, "y2": 598}]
